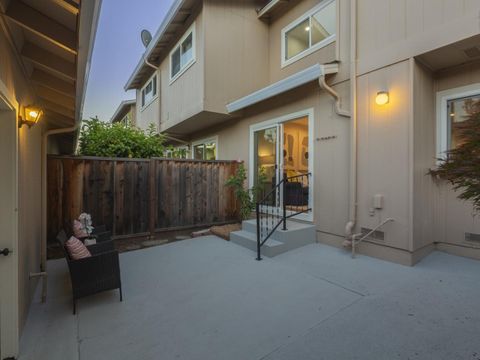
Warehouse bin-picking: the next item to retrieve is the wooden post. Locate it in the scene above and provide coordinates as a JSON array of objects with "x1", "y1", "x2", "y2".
[{"x1": 148, "y1": 158, "x2": 156, "y2": 240}]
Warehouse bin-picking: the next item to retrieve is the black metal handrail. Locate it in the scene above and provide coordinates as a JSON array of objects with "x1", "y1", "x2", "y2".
[{"x1": 255, "y1": 172, "x2": 311, "y2": 260}]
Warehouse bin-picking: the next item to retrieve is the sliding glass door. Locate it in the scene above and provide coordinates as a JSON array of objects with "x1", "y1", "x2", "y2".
[{"x1": 251, "y1": 113, "x2": 312, "y2": 220}]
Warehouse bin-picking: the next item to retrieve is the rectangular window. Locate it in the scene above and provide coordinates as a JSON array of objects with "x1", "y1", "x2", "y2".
[
  {"x1": 170, "y1": 24, "x2": 196, "y2": 82},
  {"x1": 436, "y1": 84, "x2": 480, "y2": 159},
  {"x1": 141, "y1": 74, "x2": 158, "y2": 109},
  {"x1": 282, "y1": 0, "x2": 336, "y2": 67},
  {"x1": 192, "y1": 138, "x2": 217, "y2": 160},
  {"x1": 447, "y1": 95, "x2": 480, "y2": 149}
]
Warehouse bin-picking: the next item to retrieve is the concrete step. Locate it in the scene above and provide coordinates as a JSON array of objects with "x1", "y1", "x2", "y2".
[
  {"x1": 231, "y1": 219, "x2": 316, "y2": 258},
  {"x1": 242, "y1": 219, "x2": 316, "y2": 245},
  {"x1": 230, "y1": 230, "x2": 286, "y2": 257}
]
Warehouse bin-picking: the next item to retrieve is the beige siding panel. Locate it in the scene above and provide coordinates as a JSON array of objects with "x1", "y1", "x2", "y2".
[
  {"x1": 430, "y1": 63, "x2": 480, "y2": 250},
  {"x1": 0, "y1": 27, "x2": 42, "y2": 337},
  {"x1": 267, "y1": 0, "x2": 348, "y2": 84},
  {"x1": 357, "y1": 0, "x2": 480, "y2": 75},
  {"x1": 388, "y1": 0, "x2": 406, "y2": 44},
  {"x1": 203, "y1": 0, "x2": 269, "y2": 112},
  {"x1": 194, "y1": 82, "x2": 350, "y2": 237},
  {"x1": 405, "y1": 0, "x2": 423, "y2": 37},
  {"x1": 136, "y1": 85, "x2": 160, "y2": 131},
  {"x1": 412, "y1": 61, "x2": 435, "y2": 251},
  {"x1": 160, "y1": 12, "x2": 205, "y2": 132},
  {"x1": 357, "y1": 60, "x2": 412, "y2": 251}
]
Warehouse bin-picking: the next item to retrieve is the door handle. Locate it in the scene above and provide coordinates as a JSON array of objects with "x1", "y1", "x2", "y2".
[{"x1": 1, "y1": 248, "x2": 11, "y2": 256}]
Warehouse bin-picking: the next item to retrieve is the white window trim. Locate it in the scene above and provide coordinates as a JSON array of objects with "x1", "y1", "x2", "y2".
[
  {"x1": 281, "y1": 0, "x2": 336, "y2": 68},
  {"x1": 169, "y1": 22, "x2": 196, "y2": 85},
  {"x1": 191, "y1": 136, "x2": 218, "y2": 160},
  {"x1": 436, "y1": 83, "x2": 480, "y2": 160},
  {"x1": 248, "y1": 108, "x2": 314, "y2": 222},
  {"x1": 140, "y1": 73, "x2": 158, "y2": 111}
]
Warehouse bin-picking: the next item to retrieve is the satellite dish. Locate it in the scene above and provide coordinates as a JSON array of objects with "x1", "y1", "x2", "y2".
[{"x1": 141, "y1": 30, "x2": 152, "y2": 48}]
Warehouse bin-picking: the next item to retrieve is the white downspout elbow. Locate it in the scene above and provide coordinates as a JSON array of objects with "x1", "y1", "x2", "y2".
[{"x1": 318, "y1": 75, "x2": 351, "y2": 118}]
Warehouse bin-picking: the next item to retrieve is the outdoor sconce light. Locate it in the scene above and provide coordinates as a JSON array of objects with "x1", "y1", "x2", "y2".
[
  {"x1": 375, "y1": 91, "x2": 390, "y2": 106},
  {"x1": 19, "y1": 106, "x2": 43, "y2": 128}
]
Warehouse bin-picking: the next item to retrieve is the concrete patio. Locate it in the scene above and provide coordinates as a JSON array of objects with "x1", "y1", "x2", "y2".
[{"x1": 19, "y1": 236, "x2": 480, "y2": 360}]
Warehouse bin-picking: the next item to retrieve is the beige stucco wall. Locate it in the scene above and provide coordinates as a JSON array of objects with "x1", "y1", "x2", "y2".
[
  {"x1": 135, "y1": 80, "x2": 161, "y2": 131},
  {"x1": 160, "y1": 10, "x2": 205, "y2": 132},
  {"x1": 356, "y1": 60, "x2": 413, "y2": 254},
  {"x1": 203, "y1": 0, "x2": 270, "y2": 111},
  {"x1": 357, "y1": 0, "x2": 480, "y2": 75},
  {"x1": 192, "y1": 80, "x2": 351, "y2": 238},
  {"x1": 0, "y1": 28, "x2": 43, "y2": 335},
  {"x1": 267, "y1": 0, "x2": 351, "y2": 85},
  {"x1": 431, "y1": 64, "x2": 480, "y2": 258}
]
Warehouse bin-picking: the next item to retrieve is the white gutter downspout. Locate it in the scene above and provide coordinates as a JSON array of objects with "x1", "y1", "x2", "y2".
[
  {"x1": 143, "y1": 54, "x2": 159, "y2": 71},
  {"x1": 346, "y1": 0, "x2": 358, "y2": 240},
  {"x1": 318, "y1": 0, "x2": 358, "y2": 241},
  {"x1": 40, "y1": 124, "x2": 79, "y2": 303}
]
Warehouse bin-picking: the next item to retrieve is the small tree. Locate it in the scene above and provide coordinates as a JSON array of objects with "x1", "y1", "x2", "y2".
[
  {"x1": 78, "y1": 117, "x2": 166, "y2": 158},
  {"x1": 225, "y1": 163, "x2": 267, "y2": 220},
  {"x1": 430, "y1": 99, "x2": 480, "y2": 212}
]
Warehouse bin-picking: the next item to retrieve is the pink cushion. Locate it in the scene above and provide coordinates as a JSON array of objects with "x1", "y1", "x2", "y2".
[
  {"x1": 73, "y1": 219, "x2": 88, "y2": 238},
  {"x1": 65, "y1": 236, "x2": 91, "y2": 260}
]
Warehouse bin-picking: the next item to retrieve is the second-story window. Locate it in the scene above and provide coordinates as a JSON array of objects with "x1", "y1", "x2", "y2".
[
  {"x1": 170, "y1": 23, "x2": 196, "y2": 82},
  {"x1": 282, "y1": 0, "x2": 336, "y2": 67},
  {"x1": 141, "y1": 74, "x2": 157, "y2": 108}
]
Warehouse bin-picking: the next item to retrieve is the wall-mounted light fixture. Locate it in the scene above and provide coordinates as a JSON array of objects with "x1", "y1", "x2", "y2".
[
  {"x1": 375, "y1": 91, "x2": 390, "y2": 106},
  {"x1": 19, "y1": 106, "x2": 43, "y2": 128}
]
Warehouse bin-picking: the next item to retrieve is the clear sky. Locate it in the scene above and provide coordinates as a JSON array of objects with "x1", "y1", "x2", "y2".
[{"x1": 83, "y1": 0, "x2": 174, "y2": 122}]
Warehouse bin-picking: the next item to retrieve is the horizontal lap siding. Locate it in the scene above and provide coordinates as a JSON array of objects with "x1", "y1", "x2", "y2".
[{"x1": 47, "y1": 156, "x2": 240, "y2": 242}]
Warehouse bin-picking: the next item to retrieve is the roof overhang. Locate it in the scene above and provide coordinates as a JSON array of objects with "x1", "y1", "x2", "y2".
[
  {"x1": 0, "y1": 0, "x2": 101, "y2": 135},
  {"x1": 257, "y1": 0, "x2": 290, "y2": 19},
  {"x1": 110, "y1": 99, "x2": 136, "y2": 123},
  {"x1": 124, "y1": 0, "x2": 199, "y2": 91},
  {"x1": 226, "y1": 63, "x2": 338, "y2": 113}
]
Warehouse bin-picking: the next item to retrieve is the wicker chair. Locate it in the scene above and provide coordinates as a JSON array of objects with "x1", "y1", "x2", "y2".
[{"x1": 57, "y1": 230, "x2": 123, "y2": 314}]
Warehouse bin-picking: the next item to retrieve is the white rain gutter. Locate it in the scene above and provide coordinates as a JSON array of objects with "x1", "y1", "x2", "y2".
[
  {"x1": 40, "y1": 124, "x2": 79, "y2": 302},
  {"x1": 346, "y1": 0, "x2": 358, "y2": 240},
  {"x1": 318, "y1": 0, "x2": 358, "y2": 240}
]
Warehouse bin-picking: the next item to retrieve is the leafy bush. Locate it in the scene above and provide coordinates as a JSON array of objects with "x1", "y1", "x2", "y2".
[
  {"x1": 225, "y1": 163, "x2": 267, "y2": 220},
  {"x1": 430, "y1": 99, "x2": 480, "y2": 211},
  {"x1": 78, "y1": 117, "x2": 166, "y2": 158}
]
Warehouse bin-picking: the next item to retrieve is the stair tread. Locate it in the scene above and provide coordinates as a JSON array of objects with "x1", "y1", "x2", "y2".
[{"x1": 231, "y1": 230, "x2": 284, "y2": 247}]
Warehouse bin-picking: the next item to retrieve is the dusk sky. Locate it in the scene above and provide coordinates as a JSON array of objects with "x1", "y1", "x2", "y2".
[{"x1": 83, "y1": 0, "x2": 175, "y2": 122}]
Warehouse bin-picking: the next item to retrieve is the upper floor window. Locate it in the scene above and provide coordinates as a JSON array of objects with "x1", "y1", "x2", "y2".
[
  {"x1": 436, "y1": 84, "x2": 480, "y2": 158},
  {"x1": 281, "y1": 0, "x2": 336, "y2": 67},
  {"x1": 141, "y1": 74, "x2": 157, "y2": 109},
  {"x1": 192, "y1": 137, "x2": 217, "y2": 161},
  {"x1": 170, "y1": 23, "x2": 196, "y2": 83}
]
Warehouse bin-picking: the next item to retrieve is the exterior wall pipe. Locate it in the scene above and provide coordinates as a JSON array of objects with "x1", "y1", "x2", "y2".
[
  {"x1": 40, "y1": 124, "x2": 79, "y2": 302},
  {"x1": 318, "y1": 0, "x2": 358, "y2": 241},
  {"x1": 345, "y1": 0, "x2": 358, "y2": 240},
  {"x1": 318, "y1": 76, "x2": 351, "y2": 118},
  {"x1": 143, "y1": 54, "x2": 159, "y2": 71}
]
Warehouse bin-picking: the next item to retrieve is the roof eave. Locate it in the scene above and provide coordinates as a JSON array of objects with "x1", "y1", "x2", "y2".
[
  {"x1": 124, "y1": 0, "x2": 187, "y2": 91},
  {"x1": 226, "y1": 63, "x2": 339, "y2": 113}
]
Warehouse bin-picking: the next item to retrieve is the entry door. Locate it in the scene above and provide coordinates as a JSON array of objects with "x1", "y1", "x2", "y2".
[
  {"x1": 252, "y1": 124, "x2": 281, "y2": 206},
  {"x1": 0, "y1": 97, "x2": 19, "y2": 359}
]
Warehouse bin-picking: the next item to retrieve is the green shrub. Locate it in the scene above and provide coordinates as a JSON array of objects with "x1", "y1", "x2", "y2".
[
  {"x1": 225, "y1": 163, "x2": 267, "y2": 220},
  {"x1": 78, "y1": 117, "x2": 166, "y2": 158},
  {"x1": 430, "y1": 99, "x2": 480, "y2": 211}
]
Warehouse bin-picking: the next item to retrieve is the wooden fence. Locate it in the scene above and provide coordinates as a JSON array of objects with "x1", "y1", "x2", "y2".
[{"x1": 47, "y1": 156, "x2": 241, "y2": 243}]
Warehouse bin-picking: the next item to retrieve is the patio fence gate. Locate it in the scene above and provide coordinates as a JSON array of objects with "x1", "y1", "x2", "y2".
[{"x1": 47, "y1": 156, "x2": 241, "y2": 243}]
